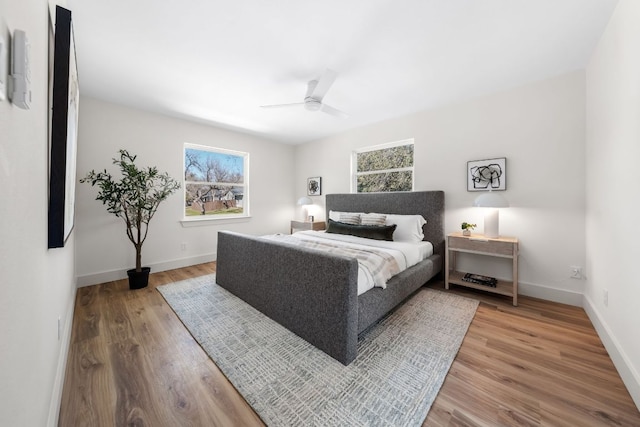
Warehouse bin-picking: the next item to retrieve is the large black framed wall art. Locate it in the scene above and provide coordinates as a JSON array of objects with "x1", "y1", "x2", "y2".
[{"x1": 48, "y1": 6, "x2": 79, "y2": 248}]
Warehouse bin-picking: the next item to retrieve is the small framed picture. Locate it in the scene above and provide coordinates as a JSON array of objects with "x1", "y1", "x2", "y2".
[
  {"x1": 307, "y1": 177, "x2": 321, "y2": 196},
  {"x1": 467, "y1": 157, "x2": 506, "y2": 191}
]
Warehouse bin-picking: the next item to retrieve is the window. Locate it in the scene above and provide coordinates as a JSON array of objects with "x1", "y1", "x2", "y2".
[
  {"x1": 353, "y1": 139, "x2": 414, "y2": 193},
  {"x1": 183, "y1": 143, "x2": 249, "y2": 220}
]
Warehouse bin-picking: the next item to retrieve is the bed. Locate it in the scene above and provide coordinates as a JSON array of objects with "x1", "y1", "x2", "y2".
[{"x1": 215, "y1": 191, "x2": 444, "y2": 365}]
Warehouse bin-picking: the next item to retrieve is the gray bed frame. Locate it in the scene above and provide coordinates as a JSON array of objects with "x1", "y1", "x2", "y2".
[{"x1": 216, "y1": 191, "x2": 444, "y2": 365}]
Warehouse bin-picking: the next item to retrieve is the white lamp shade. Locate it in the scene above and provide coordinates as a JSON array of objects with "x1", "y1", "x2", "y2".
[
  {"x1": 297, "y1": 196, "x2": 312, "y2": 206},
  {"x1": 473, "y1": 192, "x2": 509, "y2": 208}
]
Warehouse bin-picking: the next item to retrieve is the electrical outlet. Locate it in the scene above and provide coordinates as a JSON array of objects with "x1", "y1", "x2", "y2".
[
  {"x1": 603, "y1": 289, "x2": 608, "y2": 307},
  {"x1": 570, "y1": 266, "x2": 582, "y2": 279},
  {"x1": 180, "y1": 242, "x2": 187, "y2": 251}
]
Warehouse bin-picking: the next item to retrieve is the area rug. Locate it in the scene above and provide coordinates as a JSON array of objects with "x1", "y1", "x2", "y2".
[{"x1": 158, "y1": 274, "x2": 478, "y2": 427}]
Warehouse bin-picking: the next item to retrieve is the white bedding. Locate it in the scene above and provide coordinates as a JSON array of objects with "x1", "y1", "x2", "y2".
[{"x1": 263, "y1": 230, "x2": 433, "y2": 295}]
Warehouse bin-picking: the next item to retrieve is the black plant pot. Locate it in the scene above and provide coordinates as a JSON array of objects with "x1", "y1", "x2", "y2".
[{"x1": 127, "y1": 267, "x2": 151, "y2": 290}]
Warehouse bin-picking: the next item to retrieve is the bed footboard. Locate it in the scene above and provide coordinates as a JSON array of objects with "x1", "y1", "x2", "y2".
[{"x1": 216, "y1": 231, "x2": 360, "y2": 365}]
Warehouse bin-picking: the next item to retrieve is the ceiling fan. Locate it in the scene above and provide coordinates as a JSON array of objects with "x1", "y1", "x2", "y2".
[{"x1": 261, "y1": 69, "x2": 348, "y2": 118}]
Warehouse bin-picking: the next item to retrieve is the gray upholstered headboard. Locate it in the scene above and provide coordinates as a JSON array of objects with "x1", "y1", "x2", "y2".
[{"x1": 325, "y1": 191, "x2": 445, "y2": 258}]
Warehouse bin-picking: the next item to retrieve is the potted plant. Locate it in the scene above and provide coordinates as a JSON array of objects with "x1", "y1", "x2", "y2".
[
  {"x1": 80, "y1": 150, "x2": 180, "y2": 289},
  {"x1": 461, "y1": 222, "x2": 476, "y2": 236}
]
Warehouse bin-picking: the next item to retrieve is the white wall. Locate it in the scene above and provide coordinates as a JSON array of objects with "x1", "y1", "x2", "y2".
[
  {"x1": 75, "y1": 97, "x2": 296, "y2": 285},
  {"x1": 0, "y1": 1, "x2": 77, "y2": 426},
  {"x1": 585, "y1": 0, "x2": 640, "y2": 408},
  {"x1": 295, "y1": 71, "x2": 587, "y2": 305}
]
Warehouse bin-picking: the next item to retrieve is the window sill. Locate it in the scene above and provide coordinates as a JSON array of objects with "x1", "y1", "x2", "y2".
[{"x1": 180, "y1": 216, "x2": 251, "y2": 227}]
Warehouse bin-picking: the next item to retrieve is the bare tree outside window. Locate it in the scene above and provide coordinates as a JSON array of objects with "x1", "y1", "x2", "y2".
[
  {"x1": 354, "y1": 140, "x2": 414, "y2": 193},
  {"x1": 184, "y1": 144, "x2": 249, "y2": 218}
]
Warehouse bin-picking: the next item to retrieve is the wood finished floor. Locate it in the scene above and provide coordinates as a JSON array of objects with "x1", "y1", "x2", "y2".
[{"x1": 59, "y1": 263, "x2": 640, "y2": 426}]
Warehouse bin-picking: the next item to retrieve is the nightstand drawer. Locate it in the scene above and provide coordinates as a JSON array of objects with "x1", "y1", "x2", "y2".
[
  {"x1": 448, "y1": 236, "x2": 515, "y2": 257},
  {"x1": 290, "y1": 220, "x2": 326, "y2": 234}
]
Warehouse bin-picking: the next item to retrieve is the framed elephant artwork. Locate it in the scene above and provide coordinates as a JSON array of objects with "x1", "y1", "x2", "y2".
[{"x1": 467, "y1": 158, "x2": 506, "y2": 191}]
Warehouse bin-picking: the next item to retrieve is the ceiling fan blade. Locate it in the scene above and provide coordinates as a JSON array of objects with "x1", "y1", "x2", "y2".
[
  {"x1": 310, "y1": 69, "x2": 337, "y2": 101},
  {"x1": 260, "y1": 102, "x2": 305, "y2": 109},
  {"x1": 320, "y1": 103, "x2": 349, "y2": 119}
]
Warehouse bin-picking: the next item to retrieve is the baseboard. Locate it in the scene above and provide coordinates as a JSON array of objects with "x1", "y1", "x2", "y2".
[
  {"x1": 518, "y1": 281, "x2": 583, "y2": 306},
  {"x1": 46, "y1": 289, "x2": 76, "y2": 427},
  {"x1": 583, "y1": 294, "x2": 640, "y2": 410},
  {"x1": 76, "y1": 253, "x2": 216, "y2": 287}
]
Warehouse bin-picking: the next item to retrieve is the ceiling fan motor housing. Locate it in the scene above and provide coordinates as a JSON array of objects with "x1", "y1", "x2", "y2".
[{"x1": 304, "y1": 98, "x2": 322, "y2": 111}]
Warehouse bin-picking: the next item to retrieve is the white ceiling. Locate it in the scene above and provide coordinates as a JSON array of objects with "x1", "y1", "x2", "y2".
[{"x1": 66, "y1": 0, "x2": 618, "y2": 144}]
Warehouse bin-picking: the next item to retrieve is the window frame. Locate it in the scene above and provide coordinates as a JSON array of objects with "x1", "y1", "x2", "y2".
[
  {"x1": 182, "y1": 143, "x2": 250, "y2": 222},
  {"x1": 351, "y1": 138, "x2": 415, "y2": 193}
]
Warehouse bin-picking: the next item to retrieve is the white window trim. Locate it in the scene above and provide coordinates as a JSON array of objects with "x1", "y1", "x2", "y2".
[
  {"x1": 183, "y1": 143, "x2": 250, "y2": 222},
  {"x1": 351, "y1": 138, "x2": 415, "y2": 193},
  {"x1": 356, "y1": 166, "x2": 413, "y2": 176}
]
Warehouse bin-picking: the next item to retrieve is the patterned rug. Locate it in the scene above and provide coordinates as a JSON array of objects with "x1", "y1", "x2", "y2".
[{"x1": 158, "y1": 274, "x2": 478, "y2": 427}]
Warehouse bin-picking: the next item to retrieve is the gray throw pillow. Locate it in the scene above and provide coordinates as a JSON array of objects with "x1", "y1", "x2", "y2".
[{"x1": 326, "y1": 219, "x2": 396, "y2": 241}]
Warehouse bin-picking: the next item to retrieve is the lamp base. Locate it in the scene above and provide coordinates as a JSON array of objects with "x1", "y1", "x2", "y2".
[{"x1": 484, "y1": 209, "x2": 499, "y2": 238}]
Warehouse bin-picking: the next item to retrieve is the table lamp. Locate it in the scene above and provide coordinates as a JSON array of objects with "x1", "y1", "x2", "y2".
[
  {"x1": 297, "y1": 196, "x2": 313, "y2": 221},
  {"x1": 473, "y1": 191, "x2": 509, "y2": 238}
]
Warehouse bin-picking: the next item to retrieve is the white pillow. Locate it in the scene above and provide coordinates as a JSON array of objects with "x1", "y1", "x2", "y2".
[{"x1": 383, "y1": 213, "x2": 427, "y2": 242}]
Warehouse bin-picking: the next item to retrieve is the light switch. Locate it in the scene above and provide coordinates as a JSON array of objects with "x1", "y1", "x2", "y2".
[
  {"x1": 10, "y1": 29, "x2": 30, "y2": 109},
  {"x1": 0, "y1": 35, "x2": 6, "y2": 101}
]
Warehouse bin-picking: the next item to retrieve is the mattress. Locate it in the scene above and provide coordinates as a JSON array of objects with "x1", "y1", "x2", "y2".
[{"x1": 263, "y1": 230, "x2": 433, "y2": 295}]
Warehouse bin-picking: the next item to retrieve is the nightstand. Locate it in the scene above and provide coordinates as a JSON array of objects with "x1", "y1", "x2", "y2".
[
  {"x1": 290, "y1": 220, "x2": 326, "y2": 234},
  {"x1": 445, "y1": 232, "x2": 519, "y2": 306}
]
